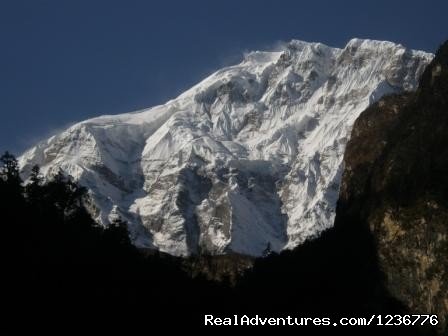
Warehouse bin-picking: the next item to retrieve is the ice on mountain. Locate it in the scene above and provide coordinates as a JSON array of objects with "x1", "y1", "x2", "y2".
[{"x1": 19, "y1": 38, "x2": 433, "y2": 257}]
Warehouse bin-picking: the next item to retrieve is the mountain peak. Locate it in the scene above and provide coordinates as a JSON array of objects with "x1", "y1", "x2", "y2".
[{"x1": 19, "y1": 39, "x2": 433, "y2": 256}]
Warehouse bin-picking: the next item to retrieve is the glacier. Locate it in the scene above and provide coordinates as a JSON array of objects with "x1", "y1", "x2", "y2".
[{"x1": 19, "y1": 38, "x2": 433, "y2": 257}]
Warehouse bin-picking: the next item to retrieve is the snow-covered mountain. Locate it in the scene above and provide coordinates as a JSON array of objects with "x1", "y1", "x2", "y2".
[{"x1": 19, "y1": 38, "x2": 432, "y2": 257}]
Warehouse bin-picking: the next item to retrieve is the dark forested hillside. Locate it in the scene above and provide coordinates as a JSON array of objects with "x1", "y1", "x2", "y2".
[
  {"x1": 336, "y1": 40, "x2": 448, "y2": 334},
  {"x1": 0, "y1": 158, "x2": 433, "y2": 335}
]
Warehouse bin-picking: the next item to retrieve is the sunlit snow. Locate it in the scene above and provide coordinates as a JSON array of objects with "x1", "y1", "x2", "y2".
[{"x1": 19, "y1": 39, "x2": 433, "y2": 256}]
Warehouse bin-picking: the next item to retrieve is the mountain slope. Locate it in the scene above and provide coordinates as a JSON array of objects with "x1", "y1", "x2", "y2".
[
  {"x1": 337, "y1": 40, "x2": 448, "y2": 331},
  {"x1": 19, "y1": 39, "x2": 432, "y2": 256}
]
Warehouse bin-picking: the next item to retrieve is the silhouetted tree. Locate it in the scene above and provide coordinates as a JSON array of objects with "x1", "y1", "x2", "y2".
[
  {"x1": 0, "y1": 151, "x2": 22, "y2": 201},
  {"x1": 43, "y1": 168, "x2": 87, "y2": 213},
  {"x1": 262, "y1": 242, "x2": 272, "y2": 257},
  {"x1": 25, "y1": 165, "x2": 43, "y2": 202},
  {"x1": 29, "y1": 165, "x2": 42, "y2": 185},
  {"x1": 0, "y1": 151, "x2": 21, "y2": 183}
]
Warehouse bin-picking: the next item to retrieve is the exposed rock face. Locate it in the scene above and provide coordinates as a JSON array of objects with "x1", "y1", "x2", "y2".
[
  {"x1": 338, "y1": 41, "x2": 448, "y2": 332},
  {"x1": 19, "y1": 39, "x2": 432, "y2": 257}
]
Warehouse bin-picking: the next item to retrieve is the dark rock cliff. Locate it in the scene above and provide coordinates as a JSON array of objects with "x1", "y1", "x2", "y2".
[{"x1": 337, "y1": 40, "x2": 448, "y2": 332}]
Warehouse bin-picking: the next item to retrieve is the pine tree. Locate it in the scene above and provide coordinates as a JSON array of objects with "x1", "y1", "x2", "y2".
[
  {"x1": 0, "y1": 151, "x2": 23, "y2": 206},
  {"x1": 29, "y1": 165, "x2": 42, "y2": 185},
  {"x1": 262, "y1": 242, "x2": 272, "y2": 257},
  {"x1": 45, "y1": 168, "x2": 87, "y2": 212},
  {"x1": 0, "y1": 151, "x2": 22, "y2": 186},
  {"x1": 26, "y1": 165, "x2": 43, "y2": 202},
  {"x1": 0, "y1": 152, "x2": 25, "y2": 266}
]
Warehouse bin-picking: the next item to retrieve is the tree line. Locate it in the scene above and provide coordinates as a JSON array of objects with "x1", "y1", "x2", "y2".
[{"x1": 1, "y1": 151, "x2": 430, "y2": 334}]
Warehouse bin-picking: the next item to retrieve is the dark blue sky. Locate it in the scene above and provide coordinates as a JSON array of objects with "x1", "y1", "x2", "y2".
[{"x1": 1, "y1": 0, "x2": 447, "y2": 154}]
